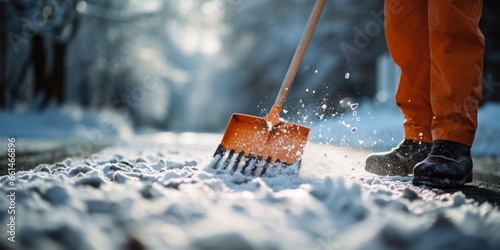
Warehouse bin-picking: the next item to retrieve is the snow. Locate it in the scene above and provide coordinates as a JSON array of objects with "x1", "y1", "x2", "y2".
[
  {"x1": 1, "y1": 132, "x2": 500, "y2": 250},
  {"x1": 0, "y1": 105, "x2": 132, "y2": 155},
  {"x1": 0, "y1": 105, "x2": 131, "y2": 140},
  {"x1": 1, "y1": 101, "x2": 499, "y2": 249}
]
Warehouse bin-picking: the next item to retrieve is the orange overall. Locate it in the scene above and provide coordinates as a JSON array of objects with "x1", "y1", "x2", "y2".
[{"x1": 385, "y1": 0, "x2": 484, "y2": 147}]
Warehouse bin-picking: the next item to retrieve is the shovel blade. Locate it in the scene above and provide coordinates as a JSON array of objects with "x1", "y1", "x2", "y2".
[{"x1": 218, "y1": 113, "x2": 310, "y2": 164}]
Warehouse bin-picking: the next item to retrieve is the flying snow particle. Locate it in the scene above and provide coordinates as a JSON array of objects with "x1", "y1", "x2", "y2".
[
  {"x1": 345, "y1": 72, "x2": 350, "y2": 79},
  {"x1": 267, "y1": 121, "x2": 273, "y2": 131},
  {"x1": 350, "y1": 103, "x2": 359, "y2": 110},
  {"x1": 321, "y1": 104, "x2": 327, "y2": 109}
]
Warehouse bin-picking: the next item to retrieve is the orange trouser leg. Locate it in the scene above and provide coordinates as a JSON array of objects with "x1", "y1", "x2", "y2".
[
  {"x1": 385, "y1": 0, "x2": 433, "y2": 143},
  {"x1": 428, "y1": 0, "x2": 484, "y2": 147}
]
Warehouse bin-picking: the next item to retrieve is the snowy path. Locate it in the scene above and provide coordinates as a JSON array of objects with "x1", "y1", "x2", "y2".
[{"x1": 1, "y1": 133, "x2": 500, "y2": 250}]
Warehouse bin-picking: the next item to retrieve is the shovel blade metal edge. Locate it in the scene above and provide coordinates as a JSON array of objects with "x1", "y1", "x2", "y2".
[{"x1": 217, "y1": 113, "x2": 310, "y2": 164}]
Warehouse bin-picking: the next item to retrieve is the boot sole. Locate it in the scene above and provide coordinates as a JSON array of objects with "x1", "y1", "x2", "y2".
[{"x1": 412, "y1": 172, "x2": 473, "y2": 189}]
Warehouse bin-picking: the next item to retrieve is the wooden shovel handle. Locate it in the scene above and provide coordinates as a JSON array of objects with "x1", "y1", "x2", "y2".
[{"x1": 272, "y1": 0, "x2": 327, "y2": 110}]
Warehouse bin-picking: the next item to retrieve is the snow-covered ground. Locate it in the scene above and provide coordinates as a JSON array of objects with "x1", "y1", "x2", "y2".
[
  {"x1": 1, "y1": 132, "x2": 500, "y2": 250},
  {"x1": 1, "y1": 102, "x2": 500, "y2": 250}
]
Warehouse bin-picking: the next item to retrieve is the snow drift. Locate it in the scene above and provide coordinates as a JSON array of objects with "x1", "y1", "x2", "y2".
[{"x1": 1, "y1": 135, "x2": 499, "y2": 250}]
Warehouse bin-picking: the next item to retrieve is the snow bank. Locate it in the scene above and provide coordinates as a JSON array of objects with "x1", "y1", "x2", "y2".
[
  {"x1": 0, "y1": 105, "x2": 132, "y2": 139},
  {"x1": 0, "y1": 105, "x2": 132, "y2": 157},
  {"x1": 1, "y1": 139, "x2": 499, "y2": 250}
]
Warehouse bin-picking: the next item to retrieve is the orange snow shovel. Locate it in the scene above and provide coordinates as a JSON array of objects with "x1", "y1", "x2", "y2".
[{"x1": 212, "y1": 0, "x2": 326, "y2": 175}]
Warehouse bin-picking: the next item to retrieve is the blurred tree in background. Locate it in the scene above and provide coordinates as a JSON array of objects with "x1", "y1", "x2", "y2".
[
  {"x1": 1, "y1": 0, "x2": 190, "y2": 128},
  {"x1": 1, "y1": 0, "x2": 499, "y2": 131},
  {"x1": 1, "y1": 0, "x2": 79, "y2": 110}
]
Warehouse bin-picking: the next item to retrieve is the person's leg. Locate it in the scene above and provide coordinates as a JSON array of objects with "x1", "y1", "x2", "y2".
[
  {"x1": 428, "y1": 0, "x2": 484, "y2": 146},
  {"x1": 413, "y1": 0, "x2": 484, "y2": 188},
  {"x1": 389, "y1": 0, "x2": 433, "y2": 143},
  {"x1": 365, "y1": 0, "x2": 432, "y2": 176}
]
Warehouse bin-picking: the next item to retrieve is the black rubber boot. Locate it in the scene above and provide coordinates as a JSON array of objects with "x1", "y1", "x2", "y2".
[
  {"x1": 412, "y1": 140, "x2": 473, "y2": 188},
  {"x1": 365, "y1": 140, "x2": 432, "y2": 176}
]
